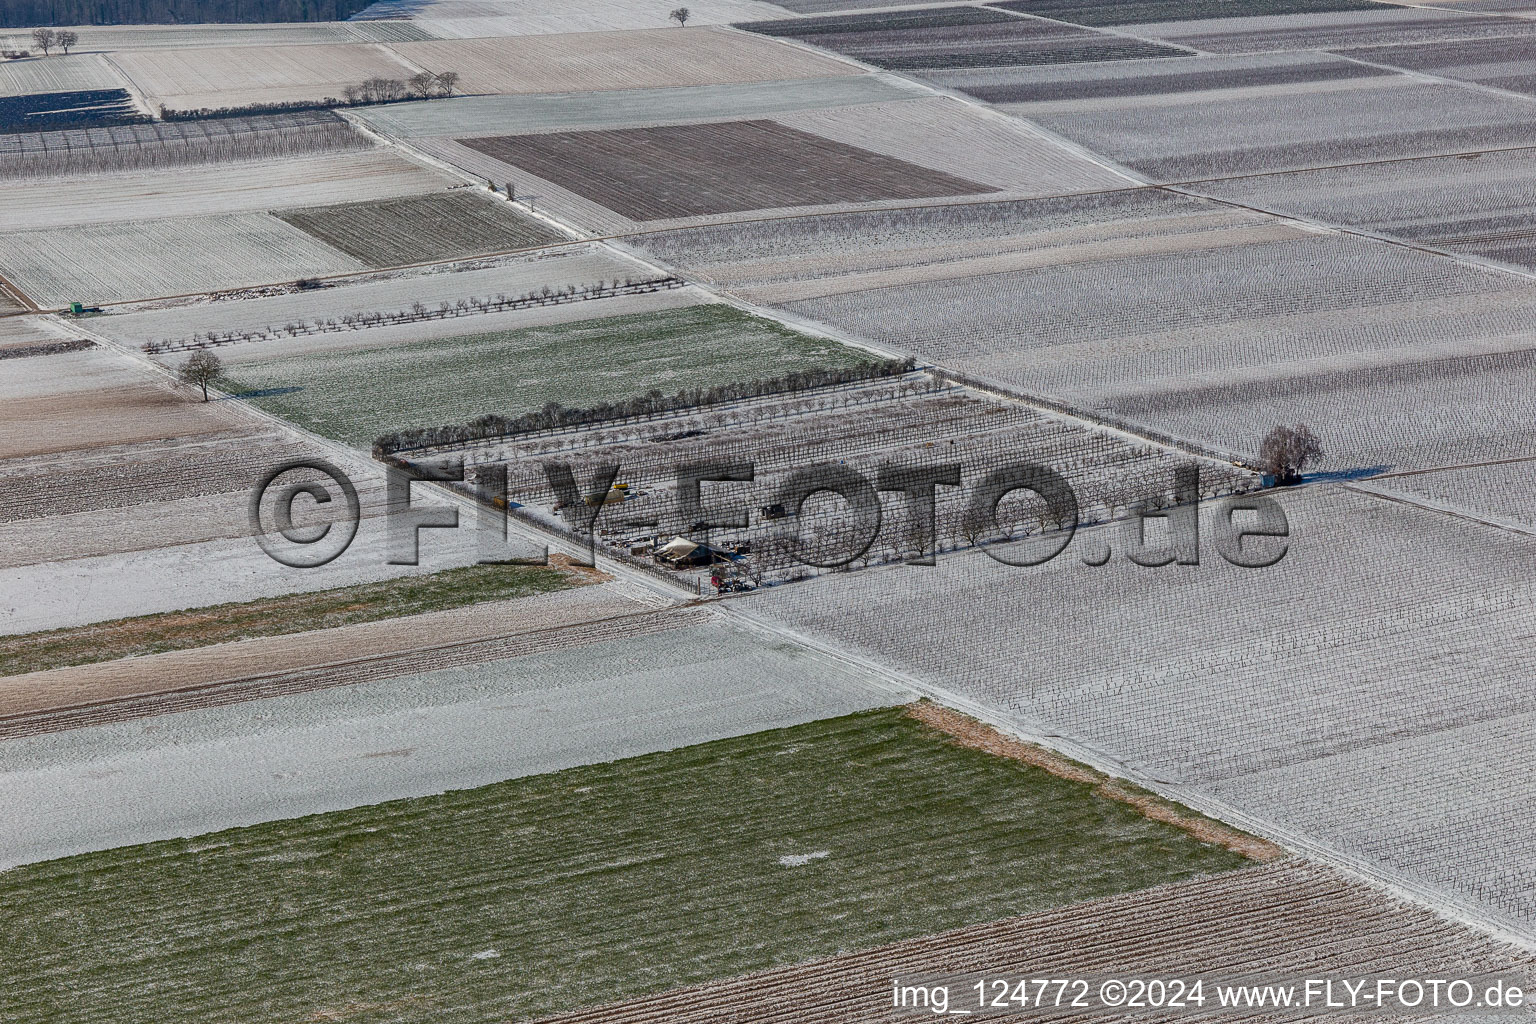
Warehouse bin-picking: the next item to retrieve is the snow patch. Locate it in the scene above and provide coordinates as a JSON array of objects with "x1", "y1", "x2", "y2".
[{"x1": 778, "y1": 850, "x2": 830, "y2": 868}]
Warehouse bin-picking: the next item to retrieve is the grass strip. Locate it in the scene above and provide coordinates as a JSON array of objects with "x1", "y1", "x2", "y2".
[
  {"x1": 0, "y1": 562, "x2": 582, "y2": 678},
  {"x1": 215, "y1": 304, "x2": 877, "y2": 446},
  {"x1": 0, "y1": 706, "x2": 1251, "y2": 1023}
]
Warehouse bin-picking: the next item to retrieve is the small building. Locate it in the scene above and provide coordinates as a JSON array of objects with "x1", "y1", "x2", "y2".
[{"x1": 654, "y1": 536, "x2": 735, "y2": 567}]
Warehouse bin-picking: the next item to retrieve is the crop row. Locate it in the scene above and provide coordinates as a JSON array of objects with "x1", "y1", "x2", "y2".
[
  {"x1": 541, "y1": 860, "x2": 1534, "y2": 1023},
  {"x1": 1216, "y1": 715, "x2": 1536, "y2": 930},
  {"x1": 1100, "y1": 345, "x2": 1536, "y2": 473},
  {"x1": 434, "y1": 377, "x2": 1255, "y2": 582},
  {"x1": 634, "y1": 189, "x2": 1212, "y2": 282},
  {"x1": 0, "y1": 429, "x2": 309, "y2": 521},
  {"x1": 95, "y1": 246, "x2": 640, "y2": 346},
  {"x1": 1155, "y1": 7, "x2": 1536, "y2": 56},
  {"x1": 0, "y1": 338, "x2": 93, "y2": 360},
  {"x1": 0, "y1": 211, "x2": 367, "y2": 306},
  {"x1": 274, "y1": 189, "x2": 564, "y2": 268},
  {"x1": 987, "y1": 0, "x2": 1387, "y2": 27},
  {"x1": 108, "y1": 41, "x2": 420, "y2": 111},
  {"x1": 738, "y1": 7, "x2": 1187, "y2": 70},
  {"x1": 351, "y1": 74, "x2": 914, "y2": 139},
  {"x1": 212, "y1": 303, "x2": 872, "y2": 447},
  {"x1": 0, "y1": 109, "x2": 368, "y2": 177},
  {"x1": 0, "y1": 54, "x2": 128, "y2": 98},
  {"x1": 462, "y1": 119, "x2": 991, "y2": 222},
  {"x1": 745, "y1": 484, "x2": 1536, "y2": 929},
  {"x1": 1033, "y1": 79, "x2": 1536, "y2": 180}
]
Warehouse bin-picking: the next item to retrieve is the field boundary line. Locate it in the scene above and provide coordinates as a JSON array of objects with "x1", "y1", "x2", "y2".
[
  {"x1": 0, "y1": 270, "x2": 37, "y2": 313},
  {"x1": 1331, "y1": 49, "x2": 1536, "y2": 107},
  {"x1": 721, "y1": 21, "x2": 1151, "y2": 183},
  {"x1": 0, "y1": 605, "x2": 710, "y2": 739},
  {"x1": 1346, "y1": 479, "x2": 1536, "y2": 539},
  {"x1": 100, "y1": 51, "x2": 156, "y2": 120},
  {"x1": 1371, "y1": 453, "x2": 1536, "y2": 479},
  {"x1": 719, "y1": 593, "x2": 1536, "y2": 950},
  {"x1": 53, "y1": 145, "x2": 1536, "y2": 314},
  {"x1": 1183, "y1": 787, "x2": 1536, "y2": 950},
  {"x1": 978, "y1": 1, "x2": 1211, "y2": 56},
  {"x1": 1163, "y1": 182, "x2": 1536, "y2": 285}
]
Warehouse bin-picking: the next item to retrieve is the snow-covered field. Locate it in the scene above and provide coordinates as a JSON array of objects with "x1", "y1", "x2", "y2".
[
  {"x1": 101, "y1": 245, "x2": 647, "y2": 352},
  {"x1": 1366, "y1": 460, "x2": 1536, "y2": 532},
  {"x1": 352, "y1": 0, "x2": 797, "y2": 36},
  {"x1": 1032, "y1": 78, "x2": 1536, "y2": 180},
  {"x1": 348, "y1": 73, "x2": 922, "y2": 137},
  {"x1": 0, "y1": 149, "x2": 452, "y2": 231},
  {"x1": 0, "y1": 344, "x2": 526, "y2": 631},
  {"x1": 110, "y1": 41, "x2": 420, "y2": 111},
  {"x1": 0, "y1": 485, "x2": 533, "y2": 632},
  {"x1": 1195, "y1": 146, "x2": 1536, "y2": 273},
  {"x1": 773, "y1": 96, "x2": 1132, "y2": 193},
  {"x1": 0, "y1": 612, "x2": 904, "y2": 867},
  {"x1": 633, "y1": 189, "x2": 1274, "y2": 300},
  {"x1": 0, "y1": 53, "x2": 131, "y2": 96},
  {"x1": 2, "y1": 0, "x2": 1534, "y2": 968},
  {"x1": 388, "y1": 27, "x2": 859, "y2": 95},
  {"x1": 755, "y1": 226, "x2": 1536, "y2": 469},
  {"x1": 0, "y1": 346, "x2": 243, "y2": 457},
  {"x1": 1127, "y1": 7, "x2": 1536, "y2": 52},
  {"x1": 0, "y1": 211, "x2": 366, "y2": 306},
  {"x1": 748, "y1": 483, "x2": 1536, "y2": 932}
]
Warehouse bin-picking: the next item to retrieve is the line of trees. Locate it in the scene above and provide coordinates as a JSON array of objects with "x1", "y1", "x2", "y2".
[
  {"x1": 145, "y1": 277, "x2": 684, "y2": 354},
  {"x1": 159, "y1": 69, "x2": 460, "y2": 120},
  {"x1": 13, "y1": 28, "x2": 78, "y2": 54},
  {"x1": 344, "y1": 70, "x2": 459, "y2": 103},
  {"x1": 373, "y1": 357, "x2": 918, "y2": 456}
]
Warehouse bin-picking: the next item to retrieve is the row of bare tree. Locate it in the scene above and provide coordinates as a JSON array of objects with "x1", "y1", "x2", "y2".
[
  {"x1": 343, "y1": 70, "x2": 459, "y2": 104},
  {"x1": 3, "y1": 28, "x2": 79, "y2": 56}
]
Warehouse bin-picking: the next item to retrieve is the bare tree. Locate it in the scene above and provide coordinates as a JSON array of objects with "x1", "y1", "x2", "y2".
[
  {"x1": 1259, "y1": 424, "x2": 1323, "y2": 485},
  {"x1": 31, "y1": 28, "x2": 56, "y2": 55},
  {"x1": 670, "y1": 6, "x2": 690, "y2": 25},
  {"x1": 407, "y1": 69, "x2": 436, "y2": 99},
  {"x1": 57, "y1": 30, "x2": 77, "y2": 54},
  {"x1": 177, "y1": 350, "x2": 222, "y2": 402},
  {"x1": 433, "y1": 70, "x2": 460, "y2": 97}
]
